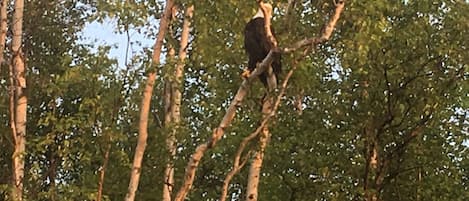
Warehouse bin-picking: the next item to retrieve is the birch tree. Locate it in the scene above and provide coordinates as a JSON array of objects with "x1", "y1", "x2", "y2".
[
  {"x1": 125, "y1": 0, "x2": 174, "y2": 200},
  {"x1": 10, "y1": 0, "x2": 26, "y2": 200},
  {"x1": 174, "y1": 1, "x2": 346, "y2": 200},
  {"x1": 162, "y1": 4, "x2": 194, "y2": 201},
  {"x1": 0, "y1": 0, "x2": 7, "y2": 70},
  {"x1": 0, "y1": 0, "x2": 466, "y2": 200}
]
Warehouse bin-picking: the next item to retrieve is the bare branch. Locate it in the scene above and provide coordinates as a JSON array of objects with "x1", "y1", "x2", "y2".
[
  {"x1": 228, "y1": 48, "x2": 310, "y2": 201},
  {"x1": 220, "y1": 150, "x2": 251, "y2": 201},
  {"x1": 174, "y1": 49, "x2": 283, "y2": 201},
  {"x1": 96, "y1": 143, "x2": 111, "y2": 201},
  {"x1": 283, "y1": 0, "x2": 345, "y2": 53},
  {"x1": 173, "y1": 62, "x2": 259, "y2": 201}
]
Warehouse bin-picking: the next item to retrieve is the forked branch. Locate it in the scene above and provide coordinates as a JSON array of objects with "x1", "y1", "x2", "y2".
[
  {"x1": 220, "y1": 47, "x2": 311, "y2": 201},
  {"x1": 173, "y1": 1, "x2": 346, "y2": 200},
  {"x1": 173, "y1": 52, "x2": 268, "y2": 201},
  {"x1": 283, "y1": 0, "x2": 345, "y2": 53}
]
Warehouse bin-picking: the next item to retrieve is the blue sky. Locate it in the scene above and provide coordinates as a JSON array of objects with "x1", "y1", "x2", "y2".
[{"x1": 80, "y1": 20, "x2": 154, "y2": 67}]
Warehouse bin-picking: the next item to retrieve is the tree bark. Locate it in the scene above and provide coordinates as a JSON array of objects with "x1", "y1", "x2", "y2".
[
  {"x1": 245, "y1": 1, "x2": 345, "y2": 200},
  {"x1": 97, "y1": 143, "x2": 111, "y2": 201},
  {"x1": 245, "y1": 97, "x2": 272, "y2": 201},
  {"x1": 245, "y1": 2, "x2": 277, "y2": 200},
  {"x1": 47, "y1": 151, "x2": 57, "y2": 201},
  {"x1": 162, "y1": 5, "x2": 193, "y2": 201},
  {"x1": 174, "y1": 63, "x2": 267, "y2": 201},
  {"x1": 363, "y1": 121, "x2": 379, "y2": 201},
  {"x1": 162, "y1": 7, "x2": 177, "y2": 201},
  {"x1": 162, "y1": 59, "x2": 175, "y2": 201},
  {"x1": 0, "y1": 0, "x2": 8, "y2": 70},
  {"x1": 124, "y1": 0, "x2": 174, "y2": 200},
  {"x1": 11, "y1": 0, "x2": 26, "y2": 200},
  {"x1": 172, "y1": 5, "x2": 193, "y2": 123}
]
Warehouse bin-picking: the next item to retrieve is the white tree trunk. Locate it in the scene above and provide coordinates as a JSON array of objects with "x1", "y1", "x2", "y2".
[
  {"x1": 11, "y1": 0, "x2": 26, "y2": 200},
  {"x1": 0, "y1": 0, "x2": 8, "y2": 68},
  {"x1": 162, "y1": 5, "x2": 193, "y2": 201},
  {"x1": 125, "y1": 0, "x2": 174, "y2": 200}
]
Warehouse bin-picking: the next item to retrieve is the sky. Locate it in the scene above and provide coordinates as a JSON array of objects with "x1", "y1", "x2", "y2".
[{"x1": 80, "y1": 20, "x2": 154, "y2": 68}]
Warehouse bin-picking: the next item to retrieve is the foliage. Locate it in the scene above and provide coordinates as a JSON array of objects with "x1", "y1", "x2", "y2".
[{"x1": 0, "y1": 0, "x2": 467, "y2": 200}]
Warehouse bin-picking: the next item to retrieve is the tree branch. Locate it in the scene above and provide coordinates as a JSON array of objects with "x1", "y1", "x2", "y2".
[
  {"x1": 173, "y1": 58, "x2": 260, "y2": 201},
  {"x1": 173, "y1": 1, "x2": 346, "y2": 200},
  {"x1": 283, "y1": 0, "x2": 345, "y2": 53},
  {"x1": 258, "y1": 1, "x2": 277, "y2": 47},
  {"x1": 220, "y1": 150, "x2": 251, "y2": 201}
]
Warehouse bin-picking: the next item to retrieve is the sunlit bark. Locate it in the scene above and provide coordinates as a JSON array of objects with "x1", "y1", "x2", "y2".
[
  {"x1": 97, "y1": 143, "x2": 111, "y2": 201},
  {"x1": 11, "y1": 0, "x2": 26, "y2": 200},
  {"x1": 0, "y1": 0, "x2": 8, "y2": 70},
  {"x1": 125, "y1": 0, "x2": 174, "y2": 200},
  {"x1": 245, "y1": 2, "x2": 277, "y2": 200},
  {"x1": 245, "y1": 1, "x2": 345, "y2": 200},
  {"x1": 162, "y1": 5, "x2": 194, "y2": 201}
]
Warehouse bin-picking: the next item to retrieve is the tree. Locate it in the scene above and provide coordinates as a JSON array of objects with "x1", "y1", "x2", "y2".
[
  {"x1": 0, "y1": 0, "x2": 7, "y2": 70},
  {"x1": 125, "y1": 0, "x2": 174, "y2": 200},
  {"x1": 10, "y1": 0, "x2": 26, "y2": 200},
  {"x1": 0, "y1": 0, "x2": 467, "y2": 200},
  {"x1": 162, "y1": 4, "x2": 194, "y2": 201}
]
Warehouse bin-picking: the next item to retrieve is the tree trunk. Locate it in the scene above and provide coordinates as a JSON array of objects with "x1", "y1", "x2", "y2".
[
  {"x1": 162, "y1": 28, "x2": 176, "y2": 201},
  {"x1": 245, "y1": 3, "x2": 276, "y2": 200},
  {"x1": 162, "y1": 7, "x2": 177, "y2": 200},
  {"x1": 97, "y1": 143, "x2": 111, "y2": 201},
  {"x1": 245, "y1": 95, "x2": 272, "y2": 201},
  {"x1": 363, "y1": 121, "x2": 380, "y2": 201},
  {"x1": 162, "y1": 71, "x2": 175, "y2": 201},
  {"x1": 11, "y1": 0, "x2": 26, "y2": 200},
  {"x1": 124, "y1": 0, "x2": 174, "y2": 200},
  {"x1": 171, "y1": 5, "x2": 193, "y2": 123},
  {"x1": 0, "y1": 0, "x2": 8, "y2": 70},
  {"x1": 47, "y1": 151, "x2": 57, "y2": 201},
  {"x1": 162, "y1": 5, "x2": 193, "y2": 201}
]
